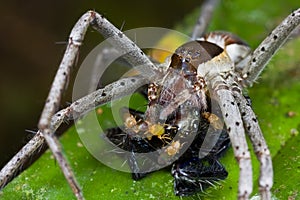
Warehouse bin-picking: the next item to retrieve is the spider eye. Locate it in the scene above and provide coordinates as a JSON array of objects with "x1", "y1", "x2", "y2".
[
  {"x1": 173, "y1": 41, "x2": 223, "y2": 70},
  {"x1": 192, "y1": 51, "x2": 201, "y2": 59},
  {"x1": 184, "y1": 57, "x2": 191, "y2": 62}
]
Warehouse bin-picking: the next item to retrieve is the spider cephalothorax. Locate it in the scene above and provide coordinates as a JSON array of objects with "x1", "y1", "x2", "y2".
[{"x1": 147, "y1": 41, "x2": 224, "y2": 116}]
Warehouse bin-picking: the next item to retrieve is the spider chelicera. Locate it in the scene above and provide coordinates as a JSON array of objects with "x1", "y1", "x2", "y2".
[{"x1": 0, "y1": 1, "x2": 299, "y2": 200}]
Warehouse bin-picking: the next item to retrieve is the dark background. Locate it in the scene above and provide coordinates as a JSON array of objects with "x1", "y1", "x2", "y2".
[{"x1": 0, "y1": 1, "x2": 202, "y2": 168}]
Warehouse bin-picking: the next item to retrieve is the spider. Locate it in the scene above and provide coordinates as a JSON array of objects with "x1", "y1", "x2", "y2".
[{"x1": 0, "y1": 1, "x2": 299, "y2": 200}]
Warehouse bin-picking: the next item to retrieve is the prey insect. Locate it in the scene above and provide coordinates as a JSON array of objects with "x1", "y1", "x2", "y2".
[
  {"x1": 105, "y1": 95, "x2": 230, "y2": 196},
  {"x1": 0, "y1": 0, "x2": 300, "y2": 199}
]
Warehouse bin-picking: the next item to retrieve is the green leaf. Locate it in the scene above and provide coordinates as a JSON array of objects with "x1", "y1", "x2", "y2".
[{"x1": 1, "y1": 1, "x2": 300, "y2": 200}]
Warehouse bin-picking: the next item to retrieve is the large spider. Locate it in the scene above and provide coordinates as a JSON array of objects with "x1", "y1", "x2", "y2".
[{"x1": 0, "y1": 1, "x2": 299, "y2": 200}]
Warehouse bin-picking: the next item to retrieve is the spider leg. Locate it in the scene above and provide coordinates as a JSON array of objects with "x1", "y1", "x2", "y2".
[
  {"x1": 39, "y1": 10, "x2": 159, "y2": 134},
  {"x1": 8, "y1": 9, "x2": 159, "y2": 199},
  {"x1": 242, "y1": 8, "x2": 300, "y2": 86},
  {"x1": 35, "y1": 13, "x2": 98, "y2": 199},
  {"x1": 191, "y1": 0, "x2": 220, "y2": 40},
  {"x1": 88, "y1": 47, "x2": 120, "y2": 93},
  {"x1": 0, "y1": 131, "x2": 45, "y2": 188},
  {"x1": 233, "y1": 91, "x2": 273, "y2": 200},
  {"x1": 214, "y1": 87, "x2": 252, "y2": 200},
  {"x1": 0, "y1": 75, "x2": 146, "y2": 190},
  {"x1": 90, "y1": 13, "x2": 161, "y2": 79}
]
